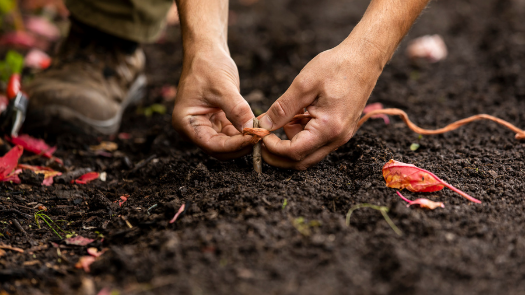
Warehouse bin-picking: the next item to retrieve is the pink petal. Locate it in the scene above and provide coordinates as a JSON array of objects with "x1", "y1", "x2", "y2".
[
  {"x1": 24, "y1": 49, "x2": 51, "y2": 69},
  {"x1": 408, "y1": 198, "x2": 445, "y2": 210},
  {"x1": 25, "y1": 16, "x2": 61, "y2": 40},
  {"x1": 161, "y1": 85, "x2": 177, "y2": 101},
  {"x1": 87, "y1": 247, "x2": 103, "y2": 258},
  {"x1": 75, "y1": 256, "x2": 96, "y2": 272},
  {"x1": 363, "y1": 103, "x2": 390, "y2": 124},
  {"x1": 169, "y1": 204, "x2": 186, "y2": 223},
  {"x1": 406, "y1": 35, "x2": 448, "y2": 63},
  {"x1": 65, "y1": 236, "x2": 95, "y2": 246}
]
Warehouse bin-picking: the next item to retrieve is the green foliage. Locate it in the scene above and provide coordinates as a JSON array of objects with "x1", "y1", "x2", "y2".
[
  {"x1": 282, "y1": 198, "x2": 288, "y2": 210},
  {"x1": 34, "y1": 210, "x2": 73, "y2": 239},
  {"x1": 0, "y1": 50, "x2": 24, "y2": 82},
  {"x1": 0, "y1": 0, "x2": 15, "y2": 14},
  {"x1": 138, "y1": 103, "x2": 167, "y2": 117}
]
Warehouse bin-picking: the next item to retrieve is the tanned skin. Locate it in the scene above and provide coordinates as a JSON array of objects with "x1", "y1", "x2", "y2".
[{"x1": 172, "y1": 0, "x2": 431, "y2": 169}]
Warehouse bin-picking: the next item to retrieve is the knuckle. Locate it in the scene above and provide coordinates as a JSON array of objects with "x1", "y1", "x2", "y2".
[
  {"x1": 270, "y1": 99, "x2": 290, "y2": 118},
  {"x1": 287, "y1": 150, "x2": 305, "y2": 162},
  {"x1": 293, "y1": 76, "x2": 313, "y2": 94}
]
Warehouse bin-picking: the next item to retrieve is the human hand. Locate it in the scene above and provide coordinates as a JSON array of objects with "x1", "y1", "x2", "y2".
[
  {"x1": 172, "y1": 48, "x2": 255, "y2": 160},
  {"x1": 258, "y1": 39, "x2": 385, "y2": 170}
]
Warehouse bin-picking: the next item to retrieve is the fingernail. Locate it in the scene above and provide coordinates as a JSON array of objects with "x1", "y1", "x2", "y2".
[
  {"x1": 242, "y1": 119, "x2": 254, "y2": 131},
  {"x1": 259, "y1": 115, "x2": 273, "y2": 130}
]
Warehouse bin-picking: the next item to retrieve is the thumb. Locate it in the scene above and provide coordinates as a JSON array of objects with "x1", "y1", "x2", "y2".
[
  {"x1": 259, "y1": 79, "x2": 316, "y2": 131},
  {"x1": 220, "y1": 90, "x2": 255, "y2": 132}
]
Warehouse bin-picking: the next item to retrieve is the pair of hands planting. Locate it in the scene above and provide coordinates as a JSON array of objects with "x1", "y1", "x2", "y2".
[{"x1": 172, "y1": 0, "x2": 430, "y2": 170}]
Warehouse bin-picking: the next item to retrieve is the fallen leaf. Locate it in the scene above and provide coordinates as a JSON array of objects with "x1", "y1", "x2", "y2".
[
  {"x1": 383, "y1": 159, "x2": 480, "y2": 203},
  {"x1": 17, "y1": 164, "x2": 61, "y2": 186},
  {"x1": 75, "y1": 256, "x2": 96, "y2": 272},
  {"x1": 89, "y1": 141, "x2": 118, "y2": 152},
  {"x1": 0, "y1": 31, "x2": 36, "y2": 48},
  {"x1": 24, "y1": 49, "x2": 51, "y2": 69},
  {"x1": 72, "y1": 172, "x2": 100, "y2": 185},
  {"x1": 406, "y1": 34, "x2": 447, "y2": 63},
  {"x1": 363, "y1": 103, "x2": 390, "y2": 125},
  {"x1": 169, "y1": 204, "x2": 186, "y2": 223},
  {"x1": 0, "y1": 145, "x2": 23, "y2": 181},
  {"x1": 65, "y1": 236, "x2": 95, "y2": 246},
  {"x1": 8, "y1": 134, "x2": 57, "y2": 158},
  {"x1": 396, "y1": 191, "x2": 444, "y2": 210},
  {"x1": 118, "y1": 133, "x2": 131, "y2": 140}
]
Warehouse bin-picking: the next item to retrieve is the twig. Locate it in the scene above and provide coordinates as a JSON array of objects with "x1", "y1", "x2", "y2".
[
  {"x1": 0, "y1": 244, "x2": 24, "y2": 253},
  {"x1": 346, "y1": 203, "x2": 402, "y2": 236},
  {"x1": 55, "y1": 168, "x2": 92, "y2": 184},
  {"x1": 358, "y1": 108, "x2": 525, "y2": 140},
  {"x1": 128, "y1": 154, "x2": 157, "y2": 175},
  {"x1": 121, "y1": 215, "x2": 133, "y2": 228},
  {"x1": 12, "y1": 218, "x2": 37, "y2": 246},
  {"x1": 253, "y1": 118, "x2": 262, "y2": 173}
]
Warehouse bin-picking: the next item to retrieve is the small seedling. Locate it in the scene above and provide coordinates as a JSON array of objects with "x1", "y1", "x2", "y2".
[
  {"x1": 282, "y1": 199, "x2": 288, "y2": 210},
  {"x1": 346, "y1": 204, "x2": 402, "y2": 236},
  {"x1": 410, "y1": 143, "x2": 420, "y2": 151},
  {"x1": 34, "y1": 210, "x2": 72, "y2": 239}
]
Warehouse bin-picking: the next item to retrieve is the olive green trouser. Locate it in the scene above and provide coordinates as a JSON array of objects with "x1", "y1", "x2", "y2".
[{"x1": 65, "y1": 0, "x2": 173, "y2": 43}]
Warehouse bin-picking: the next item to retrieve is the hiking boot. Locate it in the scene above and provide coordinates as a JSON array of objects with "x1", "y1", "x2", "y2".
[{"x1": 24, "y1": 19, "x2": 147, "y2": 135}]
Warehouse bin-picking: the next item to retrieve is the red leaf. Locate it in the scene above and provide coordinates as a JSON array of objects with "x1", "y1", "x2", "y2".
[
  {"x1": 363, "y1": 103, "x2": 390, "y2": 125},
  {"x1": 0, "y1": 31, "x2": 36, "y2": 49},
  {"x1": 65, "y1": 236, "x2": 95, "y2": 246},
  {"x1": 396, "y1": 191, "x2": 444, "y2": 210},
  {"x1": 169, "y1": 204, "x2": 186, "y2": 223},
  {"x1": 383, "y1": 159, "x2": 481, "y2": 203},
  {"x1": 72, "y1": 172, "x2": 99, "y2": 184},
  {"x1": 7, "y1": 74, "x2": 21, "y2": 99},
  {"x1": 9, "y1": 134, "x2": 56, "y2": 158},
  {"x1": 0, "y1": 145, "x2": 23, "y2": 180}
]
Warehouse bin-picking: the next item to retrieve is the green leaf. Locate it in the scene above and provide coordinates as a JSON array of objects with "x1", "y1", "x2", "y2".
[
  {"x1": 410, "y1": 143, "x2": 420, "y2": 151},
  {"x1": 0, "y1": 0, "x2": 15, "y2": 14},
  {"x1": 0, "y1": 50, "x2": 24, "y2": 82}
]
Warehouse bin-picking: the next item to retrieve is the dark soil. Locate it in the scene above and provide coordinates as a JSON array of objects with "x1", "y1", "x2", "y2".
[{"x1": 2, "y1": 0, "x2": 525, "y2": 294}]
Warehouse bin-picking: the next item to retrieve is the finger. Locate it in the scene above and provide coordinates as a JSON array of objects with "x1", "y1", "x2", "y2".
[
  {"x1": 283, "y1": 122, "x2": 305, "y2": 139},
  {"x1": 261, "y1": 118, "x2": 328, "y2": 161},
  {"x1": 262, "y1": 143, "x2": 337, "y2": 170},
  {"x1": 211, "y1": 90, "x2": 255, "y2": 132},
  {"x1": 183, "y1": 115, "x2": 253, "y2": 154},
  {"x1": 209, "y1": 111, "x2": 241, "y2": 136},
  {"x1": 258, "y1": 77, "x2": 317, "y2": 131}
]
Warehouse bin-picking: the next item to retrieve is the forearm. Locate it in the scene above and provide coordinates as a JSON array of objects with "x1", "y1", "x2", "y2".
[
  {"x1": 175, "y1": 0, "x2": 230, "y2": 56},
  {"x1": 342, "y1": 0, "x2": 430, "y2": 68}
]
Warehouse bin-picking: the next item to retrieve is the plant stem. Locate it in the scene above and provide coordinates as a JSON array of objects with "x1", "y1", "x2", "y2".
[
  {"x1": 346, "y1": 203, "x2": 402, "y2": 236},
  {"x1": 253, "y1": 118, "x2": 262, "y2": 173}
]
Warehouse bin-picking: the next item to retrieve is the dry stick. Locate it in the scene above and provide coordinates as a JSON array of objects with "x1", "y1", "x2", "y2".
[
  {"x1": 253, "y1": 118, "x2": 262, "y2": 173},
  {"x1": 358, "y1": 108, "x2": 525, "y2": 140}
]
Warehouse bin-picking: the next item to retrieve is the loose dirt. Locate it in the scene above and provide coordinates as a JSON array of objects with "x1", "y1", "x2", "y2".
[{"x1": 2, "y1": 0, "x2": 525, "y2": 294}]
